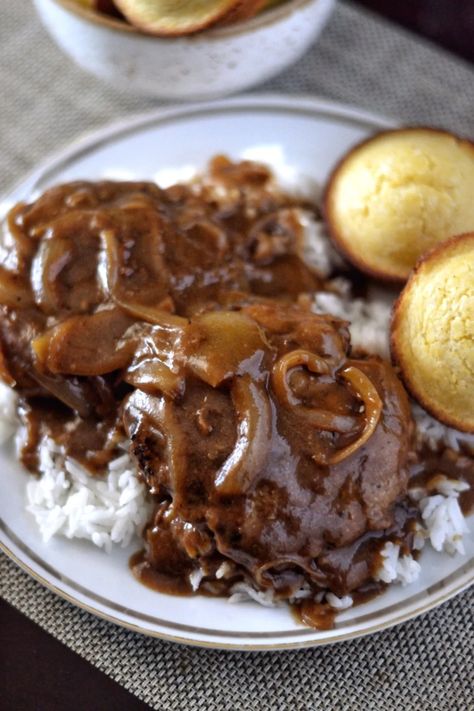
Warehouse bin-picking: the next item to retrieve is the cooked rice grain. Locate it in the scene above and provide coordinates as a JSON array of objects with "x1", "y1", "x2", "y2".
[{"x1": 25, "y1": 437, "x2": 151, "y2": 552}]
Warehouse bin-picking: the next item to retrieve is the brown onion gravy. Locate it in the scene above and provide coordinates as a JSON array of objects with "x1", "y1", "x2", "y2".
[
  {"x1": 409, "y1": 446, "x2": 474, "y2": 516},
  {"x1": 1, "y1": 157, "x2": 471, "y2": 631}
]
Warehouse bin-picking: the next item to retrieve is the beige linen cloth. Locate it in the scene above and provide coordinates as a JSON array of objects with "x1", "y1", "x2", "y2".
[{"x1": 1, "y1": 2, "x2": 473, "y2": 709}]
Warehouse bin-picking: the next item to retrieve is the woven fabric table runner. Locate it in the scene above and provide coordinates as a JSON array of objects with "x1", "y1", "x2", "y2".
[{"x1": 1, "y1": 2, "x2": 473, "y2": 709}]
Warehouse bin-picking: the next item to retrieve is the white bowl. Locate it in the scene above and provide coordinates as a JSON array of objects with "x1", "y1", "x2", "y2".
[{"x1": 33, "y1": 0, "x2": 335, "y2": 100}]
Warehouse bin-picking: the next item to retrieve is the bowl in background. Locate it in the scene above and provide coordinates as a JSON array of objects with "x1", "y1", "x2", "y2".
[{"x1": 33, "y1": 0, "x2": 335, "y2": 100}]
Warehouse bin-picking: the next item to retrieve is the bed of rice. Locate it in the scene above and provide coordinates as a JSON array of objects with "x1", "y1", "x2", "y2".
[{"x1": 0, "y1": 207, "x2": 471, "y2": 612}]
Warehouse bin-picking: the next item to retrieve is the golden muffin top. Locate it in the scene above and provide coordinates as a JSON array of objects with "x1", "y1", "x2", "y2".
[
  {"x1": 324, "y1": 128, "x2": 474, "y2": 281},
  {"x1": 391, "y1": 232, "x2": 474, "y2": 432}
]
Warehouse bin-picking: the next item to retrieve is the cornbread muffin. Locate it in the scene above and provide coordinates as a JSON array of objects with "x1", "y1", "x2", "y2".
[
  {"x1": 324, "y1": 128, "x2": 474, "y2": 281},
  {"x1": 391, "y1": 232, "x2": 474, "y2": 432},
  {"x1": 114, "y1": 0, "x2": 260, "y2": 35}
]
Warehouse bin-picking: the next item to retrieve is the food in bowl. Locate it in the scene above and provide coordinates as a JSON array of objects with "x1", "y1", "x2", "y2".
[
  {"x1": 88, "y1": 0, "x2": 285, "y2": 34},
  {"x1": 34, "y1": 0, "x2": 334, "y2": 99},
  {"x1": 324, "y1": 128, "x2": 474, "y2": 282},
  {"x1": 391, "y1": 232, "x2": 474, "y2": 433},
  {"x1": 0, "y1": 156, "x2": 472, "y2": 629}
]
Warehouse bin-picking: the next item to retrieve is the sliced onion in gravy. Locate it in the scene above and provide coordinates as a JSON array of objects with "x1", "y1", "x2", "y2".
[{"x1": 215, "y1": 374, "x2": 271, "y2": 495}]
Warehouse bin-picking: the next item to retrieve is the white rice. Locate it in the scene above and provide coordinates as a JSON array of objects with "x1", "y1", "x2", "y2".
[
  {"x1": 312, "y1": 285, "x2": 392, "y2": 358},
  {"x1": 189, "y1": 568, "x2": 205, "y2": 592},
  {"x1": 24, "y1": 436, "x2": 151, "y2": 553},
  {"x1": 409, "y1": 475, "x2": 470, "y2": 556},
  {"x1": 325, "y1": 593, "x2": 353, "y2": 610},
  {"x1": 419, "y1": 495, "x2": 468, "y2": 555},
  {"x1": 412, "y1": 404, "x2": 474, "y2": 455},
  {"x1": 374, "y1": 542, "x2": 422, "y2": 586},
  {"x1": 227, "y1": 582, "x2": 354, "y2": 611},
  {"x1": 376, "y1": 474, "x2": 470, "y2": 586},
  {"x1": 0, "y1": 210, "x2": 471, "y2": 612},
  {"x1": 0, "y1": 382, "x2": 18, "y2": 445},
  {"x1": 215, "y1": 561, "x2": 234, "y2": 579},
  {"x1": 298, "y1": 210, "x2": 345, "y2": 279},
  {"x1": 228, "y1": 582, "x2": 279, "y2": 607}
]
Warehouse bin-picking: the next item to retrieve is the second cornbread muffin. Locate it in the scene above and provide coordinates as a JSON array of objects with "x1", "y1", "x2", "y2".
[
  {"x1": 324, "y1": 128, "x2": 474, "y2": 281},
  {"x1": 391, "y1": 232, "x2": 474, "y2": 433}
]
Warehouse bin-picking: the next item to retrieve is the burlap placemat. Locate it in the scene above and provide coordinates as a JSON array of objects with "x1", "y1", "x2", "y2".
[{"x1": 1, "y1": 2, "x2": 473, "y2": 709}]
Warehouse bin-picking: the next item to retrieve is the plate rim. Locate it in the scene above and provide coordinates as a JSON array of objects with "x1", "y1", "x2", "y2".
[
  {"x1": 2, "y1": 93, "x2": 396, "y2": 204},
  {"x1": 1, "y1": 93, "x2": 472, "y2": 651},
  {"x1": 3, "y1": 528, "x2": 473, "y2": 651}
]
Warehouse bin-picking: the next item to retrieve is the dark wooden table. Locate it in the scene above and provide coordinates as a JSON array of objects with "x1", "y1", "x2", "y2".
[{"x1": 1, "y1": 2, "x2": 472, "y2": 709}]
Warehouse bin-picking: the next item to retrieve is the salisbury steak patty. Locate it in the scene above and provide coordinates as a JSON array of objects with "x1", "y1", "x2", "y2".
[{"x1": 124, "y1": 302, "x2": 413, "y2": 598}]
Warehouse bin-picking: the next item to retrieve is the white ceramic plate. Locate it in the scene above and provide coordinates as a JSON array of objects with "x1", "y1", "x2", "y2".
[{"x1": 1, "y1": 95, "x2": 472, "y2": 650}]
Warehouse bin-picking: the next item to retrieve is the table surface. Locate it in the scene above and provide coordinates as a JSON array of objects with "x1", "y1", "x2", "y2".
[{"x1": 1, "y1": 2, "x2": 473, "y2": 709}]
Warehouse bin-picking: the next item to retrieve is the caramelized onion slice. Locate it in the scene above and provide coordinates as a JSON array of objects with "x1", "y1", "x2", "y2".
[
  {"x1": 5, "y1": 203, "x2": 36, "y2": 269},
  {"x1": 124, "y1": 359, "x2": 183, "y2": 399},
  {"x1": 215, "y1": 374, "x2": 271, "y2": 495},
  {"x1": 124, "y1": 323, "x2": 186, "y2": 398},
  {"x1": 30, "y1": 371, "x2": 93, "y2": 418},
  {"x1": 100, "y1": 228, "x2": 118, "y2": 293},
  {"x1": 100, "y1": 215, "x2": 168, "y2": 309},
  {"x1": 329, "y1": 366, "x2": 383, "y2": 464},
  {"x1": 125, "y1": 390, "x2": 187, "y2": 503},
  {"x1": 150, "y1": 397, "x2": 187, "y2": 503},
  {"x1": 184, "y1": 311, "x2": 267, "y2": 388},
  {"x1": 184, "y1": 221, "x2": 229, "y2": 260},
  {"x1": 272, "y1": 349, "x2": 329, "y2": 406},
  {"x1": 248, "y1": 208, "x2": 300, "y2": 264},
  {"x1": 32, "y1": 308, "x2": 135, "y2": 376},
  {"x1": 113, "y1": 300, "x2": 188, "y2": 330},
  {"x1": 0, "y1": 267, "x2": 33, "y2": 309},
  {"x1": 101, "y1": 226, "x2": 175, "y2": 327},
  {"x1": 30, "y1": 214, "x2": 102, "y2": 314},
  {"x1": 271, "y1": 349, "x2": 356, "y2": 434},
  {"x1": 30, "y1": 238, "x2": 71, "y2": 313}
]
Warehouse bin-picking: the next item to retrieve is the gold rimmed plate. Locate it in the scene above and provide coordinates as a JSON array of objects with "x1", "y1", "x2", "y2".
[{"x1": 1, "y1": 95, "x2": 472, "y2": 649}]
